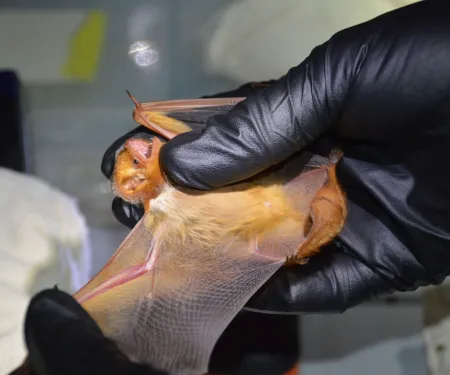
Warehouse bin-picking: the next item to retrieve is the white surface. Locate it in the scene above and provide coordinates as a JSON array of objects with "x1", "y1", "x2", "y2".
[
  {"x1": 204, "y1": 0, "x2": 420, "y2": 83},
  {"x1": 0, "y1": 167, "x2": 91, "y2": 374},
  {"x1": 0, "y1": 10, "x2": 89, "y2": 83}
]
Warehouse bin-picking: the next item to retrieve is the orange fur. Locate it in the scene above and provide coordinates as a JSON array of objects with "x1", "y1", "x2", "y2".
[{"x1": 112, "y1": 137, "x2": 165, "y2": 211}]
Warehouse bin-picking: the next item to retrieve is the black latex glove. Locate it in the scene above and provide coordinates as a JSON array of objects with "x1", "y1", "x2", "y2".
[
  {"x1": 101, "y1": 81, "x2": 274, "y2": 229},
  {"x1": 102, "y1": 1, "x2": 450, "y2": 313},
  {"x1": 15, "y1": 288, "x2": 166, "y2": 375}
]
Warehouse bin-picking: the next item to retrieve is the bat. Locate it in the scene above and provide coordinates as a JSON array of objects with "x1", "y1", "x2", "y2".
[{"x1": 12, "y1": 92, "x2": 347, "y2": 375}]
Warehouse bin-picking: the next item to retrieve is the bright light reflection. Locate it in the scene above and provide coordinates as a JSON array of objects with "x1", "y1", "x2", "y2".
[{"x1": 128, "y1": 40, "x2": 159, "y2": 67}]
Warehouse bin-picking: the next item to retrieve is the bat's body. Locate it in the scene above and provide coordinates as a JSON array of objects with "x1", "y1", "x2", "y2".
[
  {"x1": 111, "y1": 93, "x2": 346, "y2": 265},
  {"x1": 113, "y1": 144, "x2": 345, "y2": 266},
  {"x1": 13, "y1": 93, "x2": 347, "y2": 375}
]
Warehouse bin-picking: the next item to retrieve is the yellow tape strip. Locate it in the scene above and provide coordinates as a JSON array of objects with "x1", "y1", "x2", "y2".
[{"x1": 62, "y1": 10, "x2": 106, "y2": 81}]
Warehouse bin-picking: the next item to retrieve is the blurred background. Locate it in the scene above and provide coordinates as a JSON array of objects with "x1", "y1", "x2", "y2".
[{"x1": 1, "y1": 0, "x2": 447, "y2": 375}]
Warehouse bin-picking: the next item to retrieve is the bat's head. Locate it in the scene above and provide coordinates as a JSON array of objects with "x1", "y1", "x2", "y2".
[
  {"x1": 112, "y1": 135, "x2": 166, "y2": 209},
  {"x1": 112, "y1": 91, "x2": 200, "y2": 210}
]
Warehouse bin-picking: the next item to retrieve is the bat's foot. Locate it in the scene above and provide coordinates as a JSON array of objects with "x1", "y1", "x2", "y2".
[
  {"x1": 284, "y1": 254, "x2": 310, "y2": 266},
  {"x1": 329, "y1": 148, "x2": 344, "y2": 164},
  {"x1": 290, "y1": 149, "x2": 346, "y2": 264}
]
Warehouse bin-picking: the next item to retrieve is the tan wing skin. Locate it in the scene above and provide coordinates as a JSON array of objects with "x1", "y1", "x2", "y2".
[{"x1": 69, "y1": 148, "x2": 345, "y2": 375}]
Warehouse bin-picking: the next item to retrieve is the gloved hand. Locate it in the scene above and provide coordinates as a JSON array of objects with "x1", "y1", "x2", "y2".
[
  {"x1": 100, "y1": 81, "x2": 274, "y2": 229},
  {"x1": 13, "y1": 288, "x2": 166, "y2": 375},
  {"x1": 102, "y1": 0, "x2": 450, "y2": 313}
]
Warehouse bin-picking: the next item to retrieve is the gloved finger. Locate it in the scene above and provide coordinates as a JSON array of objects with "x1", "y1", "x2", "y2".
[
  {"x1": 24, "y1": 288, "x2": 165, "y2": 375},
  {"x1": 111, "y1": 197, "x2": 144, "y2": 229},
  {"x1": 244, "y1": 243, "x2": 395, "y2": 314},
  {"x1": 102, "y1": 83, "x2": 275, "y2": 228},
  {"x1": 102, "y1": 80, "x2": 275, "y2": 181},
  {"x1": 201, "y1": 80, "x2": 276, "y2": 99},
  {"x1": 159, "y1": 29, "x2": 366, "y2": 190},
  {"x1": 159, "y1": 75, "x2": 313, "y2": 190}
]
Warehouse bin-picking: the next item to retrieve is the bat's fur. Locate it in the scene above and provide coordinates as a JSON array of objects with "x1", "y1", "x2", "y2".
[
  {"x1": 146, "y1": 183, "x2": 304, "y2": 251},
  {"x1": 112, "y1": 137, "x2": 165, "y2": 211},
  {"x1": 116, "y1": 137, "x2": 346, "y2": 265}
]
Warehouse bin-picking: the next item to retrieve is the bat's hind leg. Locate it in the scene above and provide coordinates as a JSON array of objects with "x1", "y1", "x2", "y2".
[
  {"x1": 285, "y1": 150, "x2": 347, "y2": 266},
  {"x1": 285, "y1": 254, "x2": 310, "y2": 266}
]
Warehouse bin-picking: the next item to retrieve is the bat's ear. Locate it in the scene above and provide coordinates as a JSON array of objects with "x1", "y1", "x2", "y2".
[
  {"x1": 283, "y1": 152, "x2": 347, "y2": 263},
  {"x1": 126, "y1": 91, "x2": 191, "y2": 140},
  {"x1": 125, "y1": 138, "x2": 153, "y2": 165},
  {"x1": 125, "y1": 137, "x2": 164, "y2": 179}
]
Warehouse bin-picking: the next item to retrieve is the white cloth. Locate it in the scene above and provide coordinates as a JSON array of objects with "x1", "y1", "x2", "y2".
[
  {"x1": 0, "y1": 167, "x2": 91, "y2": 374},
  {"x1": 204, "y1": 0, "x2": 420, "y2": 83}
]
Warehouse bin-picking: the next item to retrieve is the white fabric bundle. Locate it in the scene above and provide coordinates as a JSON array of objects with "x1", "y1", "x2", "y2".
[
  {"x1": 0, "y1": 167, "x2": 91, "y2": 374},
  {"x1": 204, "y1": 0, "x2": 420, "y2": 83}
]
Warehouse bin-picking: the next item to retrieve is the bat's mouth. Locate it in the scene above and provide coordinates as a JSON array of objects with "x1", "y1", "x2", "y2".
[{"x1": 122, "y1": 173, "x2": 147, "y2": 191}]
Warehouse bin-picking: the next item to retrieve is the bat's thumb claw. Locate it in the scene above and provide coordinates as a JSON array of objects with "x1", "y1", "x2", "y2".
[{"x1": 329, "y1": 149, "x2": 344, "y2": 164}]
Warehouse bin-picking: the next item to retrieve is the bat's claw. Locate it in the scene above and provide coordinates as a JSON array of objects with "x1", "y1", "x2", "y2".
[
  {"x1": 126, "y1": 90, "x2": 142, "y2": 109},
  {"x1": 284, "y1": 254, "x2": 310, "y2": 266},
  {"x1": 329, "y1": 149, "x2": 344, "y2": 164}
]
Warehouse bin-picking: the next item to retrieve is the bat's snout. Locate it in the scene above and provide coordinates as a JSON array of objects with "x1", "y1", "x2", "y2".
[{"x1": 122, "y1": 173, "x2": 146, "y2": 191}]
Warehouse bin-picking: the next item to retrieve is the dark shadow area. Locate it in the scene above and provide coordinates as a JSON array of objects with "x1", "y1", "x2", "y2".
[{"x1": 209, "y1": 311, "x2": 300, "y2": 375}]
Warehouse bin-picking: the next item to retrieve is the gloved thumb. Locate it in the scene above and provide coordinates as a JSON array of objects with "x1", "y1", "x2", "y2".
[{"x1": 21, "y1": 288, "x2": 164, "y2": 375}]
